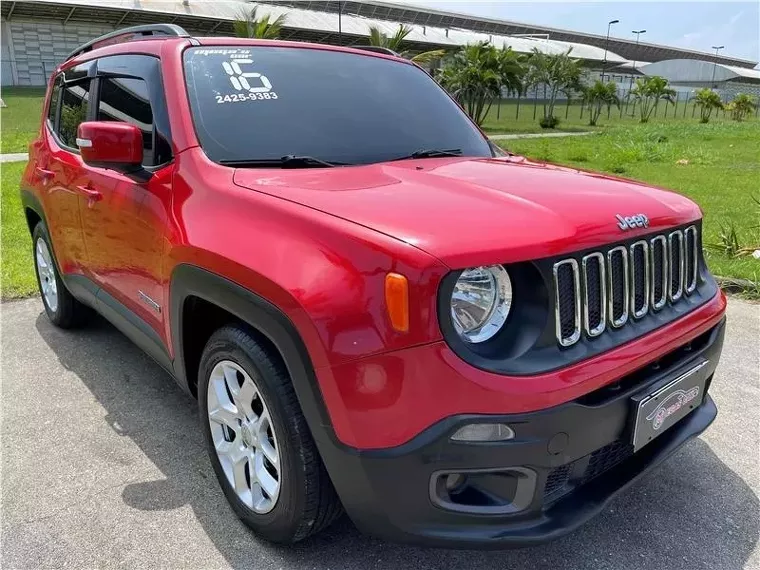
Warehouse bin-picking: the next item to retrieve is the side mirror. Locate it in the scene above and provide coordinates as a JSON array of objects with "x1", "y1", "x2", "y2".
[{"x1": 77, "y1": 121, "x2": 151, "y2": 181}]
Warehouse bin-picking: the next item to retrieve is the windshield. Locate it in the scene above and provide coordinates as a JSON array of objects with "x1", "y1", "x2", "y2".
[{"x1": 183, "y1": 46, "x2": 492, "y2": 165}]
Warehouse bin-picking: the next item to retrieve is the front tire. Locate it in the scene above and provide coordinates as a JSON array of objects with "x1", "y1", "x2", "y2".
[
  {"x1": 32, "y1": 222, "x2": 91, "y2": 328},
  {"x1": 198, "y1": 325, "x2": 342, "y2": 543}
]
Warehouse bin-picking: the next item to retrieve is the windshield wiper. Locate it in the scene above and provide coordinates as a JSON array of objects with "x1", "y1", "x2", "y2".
[
  {"x1": 390, "y1": 148, "x2": 463, "y2": 161},
  {"x1": 220, "y1": 155, "x2": 343, "y2": 168}
]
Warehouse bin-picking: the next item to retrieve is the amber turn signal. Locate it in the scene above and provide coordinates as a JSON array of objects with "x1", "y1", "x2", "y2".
[{"x1": 385, "y1": 273, "x2": 409, "y2": 332}]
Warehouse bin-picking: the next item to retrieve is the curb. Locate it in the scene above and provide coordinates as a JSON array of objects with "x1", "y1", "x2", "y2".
[
  {"x1": 716, "y1": 276, "x2": 759, "y2": 295},
  {"x1": 488, "y1": 131, "x2": 593, "y2": 141}
]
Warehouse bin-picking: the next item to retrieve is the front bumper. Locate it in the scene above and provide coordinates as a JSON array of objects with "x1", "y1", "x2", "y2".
[{"x1": 321, "y1": 319, "x2": 724, "y2": 548}]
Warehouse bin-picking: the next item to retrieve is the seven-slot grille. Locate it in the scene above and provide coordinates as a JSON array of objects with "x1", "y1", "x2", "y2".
[{"x1": 554, "y1": 225, "x2": 700, "y2": 347}]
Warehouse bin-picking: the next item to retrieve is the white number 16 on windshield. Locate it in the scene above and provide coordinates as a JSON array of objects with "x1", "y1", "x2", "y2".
[{"x1": 222, "y1": 59, "x2": 272, "y2": 93}]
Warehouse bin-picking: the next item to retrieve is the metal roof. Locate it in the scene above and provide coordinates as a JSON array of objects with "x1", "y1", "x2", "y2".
[
  {"x1": 3, "y1": 0, "x2": 756, "y2": 70},
  {"x1": 641, "y1": 59, "x2": 760, "y2": 84},
  {"x1": 1, "y1": 0, "x2": 628, "y2": 63},
  {"x1": 269, "y1": 0, "x2": 758, "y2": 69}
]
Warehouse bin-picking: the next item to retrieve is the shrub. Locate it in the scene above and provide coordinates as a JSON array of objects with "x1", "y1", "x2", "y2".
[
  {"x1": 693, "y1": 88, "x2": 723, "y2": 123},
  {"x1": 539, "y1": 115, "x2": 561, "y2": 129},
  {"x1": 725, "y1": 93, "x2": 757, "y2": 122}
]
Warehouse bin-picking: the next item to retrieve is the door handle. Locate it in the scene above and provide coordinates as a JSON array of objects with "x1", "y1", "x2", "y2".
[
  {"x1": 76, "y1": 185, "x2": 102, "y2": 202},
  {"x1": 35, "y1": 166, "x2": 54, "y2": 179}
]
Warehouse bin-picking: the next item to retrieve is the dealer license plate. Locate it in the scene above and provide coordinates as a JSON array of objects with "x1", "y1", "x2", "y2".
[{"x1": 631, "y1": 359, "x2": 710, "y2": 452}]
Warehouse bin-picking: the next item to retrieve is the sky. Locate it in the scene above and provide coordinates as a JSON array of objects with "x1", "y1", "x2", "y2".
[{"x1": 392, "y1": 1, "x2": 760, "y2": 64}]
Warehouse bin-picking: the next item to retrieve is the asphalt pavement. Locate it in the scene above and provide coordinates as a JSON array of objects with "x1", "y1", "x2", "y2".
[{"x1": 2, "y1": 296, "x2": 758, "y2": 569}]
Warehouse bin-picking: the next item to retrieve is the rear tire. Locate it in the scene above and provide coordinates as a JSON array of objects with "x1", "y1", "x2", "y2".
[
  {"x1": 198, "y1": 324, "x2": 342, "y2": 543},
  {"x1": 32, "y1": 222, "x2": 91, "y2": 328}
]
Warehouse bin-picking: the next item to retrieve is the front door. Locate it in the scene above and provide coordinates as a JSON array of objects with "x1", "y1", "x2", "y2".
[{"x1": 77, "y1": 56, "x2": 174, "y2": 338}]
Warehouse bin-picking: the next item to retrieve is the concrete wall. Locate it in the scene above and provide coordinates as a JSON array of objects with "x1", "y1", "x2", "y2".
[{"x1": 1, "y1": 18, "x2": 114, "y2": 86}]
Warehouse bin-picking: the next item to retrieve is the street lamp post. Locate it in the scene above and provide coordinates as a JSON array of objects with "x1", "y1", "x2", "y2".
[
  {"x1": 601, "y1": 19, "x2": 619, "y2": 81},
  {"x1": 628, "y1": 29, "x2": 646, "y2": 115},
  {"x1": 710, "y1": 45, "x2": 724, "y2": 87},
  {"x1": 338, "y1": 1, "x2": 343, "y2": 43}
]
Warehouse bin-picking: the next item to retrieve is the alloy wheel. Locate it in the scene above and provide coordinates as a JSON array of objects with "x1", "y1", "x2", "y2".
[
  {"x1": 35, "y1": 238, "x2": 58, "y2": 312},
  {"x1": 207, "y1": 360, "x2": 282, "y2": 513}
]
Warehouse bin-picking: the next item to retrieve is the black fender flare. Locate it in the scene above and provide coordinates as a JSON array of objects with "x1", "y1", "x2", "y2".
[
  {"x1": 20, "y1": 188, "x2": 48, "y2": 235},
  {"x1": 169, "y1": 264, "x2": 338, "y2": 448}
]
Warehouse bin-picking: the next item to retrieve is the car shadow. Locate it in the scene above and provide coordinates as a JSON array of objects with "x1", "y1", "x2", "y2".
[{"x1": 35, "y1": 313, "x2": 759, "y2": 570}]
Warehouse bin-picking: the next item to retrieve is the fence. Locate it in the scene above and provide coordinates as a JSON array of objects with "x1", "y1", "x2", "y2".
[{"x1": 486, "y1": 87, "x2": 759, "y2": 128}]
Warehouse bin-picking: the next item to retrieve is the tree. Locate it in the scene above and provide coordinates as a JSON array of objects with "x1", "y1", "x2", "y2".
[
  {"x1": 628, "y1": 76, "x2": 676, "y2": 123},
  {"x1": 366, "y1": 24, "x2": 446, "y2": 64},
  {"x1": 525, "y1": 48, "x2": 583, "y2": 128},
  {"x1": 582, "y1": 80, "x2": 621, "y2": 126},
  {"x1": 437, "y1": 42, "x2": 524, "y2": 126},
  {"x1": 233, "y1": 5, "x2": 286, "y2": 39},
  {"x1": 725, "y1": 93, "x2": 757, "y2": 122},
  {"x1": 693, "y1": 88, "x2": 723, "y2": 123}
]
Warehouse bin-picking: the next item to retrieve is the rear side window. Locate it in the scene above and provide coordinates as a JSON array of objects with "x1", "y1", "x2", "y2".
[
  {"x1": 59, "y1": 80, "x2": 91, "y2": 148},
  {"x1": 97, "y1": 77, "x2": 155, "y2": 166},
  {"x1": 47, "y1": 75, "x2": 62, "y2": 127}
]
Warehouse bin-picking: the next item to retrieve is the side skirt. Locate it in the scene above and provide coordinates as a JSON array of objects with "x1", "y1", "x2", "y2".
[{"x1": 64, "y1": 274, "x2": 174, "y2": 376}]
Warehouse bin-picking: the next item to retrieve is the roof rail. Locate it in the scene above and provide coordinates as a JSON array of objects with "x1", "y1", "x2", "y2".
[
  {"x1": 350, "y1": 45, "x2": 401, "y2": 57},
  {"x1": 66, "y1": 24, "x2": 189, "y2": 61}
]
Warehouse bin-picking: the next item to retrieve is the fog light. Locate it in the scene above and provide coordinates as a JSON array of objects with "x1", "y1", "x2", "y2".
[
  {"x1": 450, "y1": 423, "x2": 515, "y2": 442},
  {"x1": 445, "y1": 473, "x2": 467, "y2": 492}
]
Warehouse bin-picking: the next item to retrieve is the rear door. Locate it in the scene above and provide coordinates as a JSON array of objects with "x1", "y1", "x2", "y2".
[
  {"x1": 34, "y1": 68, "x2": 94, "y2": 277},
  {"x1": 77, "y1": 54, "x2": 174, "y2": 339}
]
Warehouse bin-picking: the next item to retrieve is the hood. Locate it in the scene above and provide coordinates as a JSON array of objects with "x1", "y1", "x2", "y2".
[{"x1": 233, "y1": 157, "x2": 701, "y2": 268}]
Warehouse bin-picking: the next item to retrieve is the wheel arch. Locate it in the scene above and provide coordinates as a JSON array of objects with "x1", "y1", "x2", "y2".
[
  {"x1": 170, "y1": 264, "x2": 337, "y2": 445},
  {"x1": 20, "y1": 188, "x2": 46, "y2": 236}
]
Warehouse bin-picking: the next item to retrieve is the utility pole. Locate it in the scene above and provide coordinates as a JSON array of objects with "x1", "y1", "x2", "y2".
[
  {"x1": 338, "y1": 1, "x2": 343, "y2": 44},
  {"x1": 628, "y1": 29, "x2": 646, "y2": 115},
  {"x1": 601, "y1": 19, "x2": 619, "y2": 81},
  {"x1": 710, "y1": 45, "x2": 724, "y2": 87}
]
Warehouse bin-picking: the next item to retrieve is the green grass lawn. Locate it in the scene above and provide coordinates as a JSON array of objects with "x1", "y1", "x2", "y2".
[
  {"x1": 498, "y1": 121, "x2": 760, "y2": 284},
  {"x1": 1, "y1": 87, "x2": 46, "y2": 153},
  {"x1": 1, "y1": 162, "x2": 36, "y2": 299}
]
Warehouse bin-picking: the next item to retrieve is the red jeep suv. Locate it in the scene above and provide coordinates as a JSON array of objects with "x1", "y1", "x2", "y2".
[{"x1": 21, "y1": 25, "x2": 726, "y2": 548}]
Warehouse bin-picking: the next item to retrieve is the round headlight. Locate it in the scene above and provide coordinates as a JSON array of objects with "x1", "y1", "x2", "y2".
[{"x1": 450, "y1": 265, "x2": 512, "y2": 343}]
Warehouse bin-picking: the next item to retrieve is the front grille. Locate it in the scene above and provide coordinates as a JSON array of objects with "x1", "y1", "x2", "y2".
[
  {"x1": 553, "y1": 225, "x2": 700, "y2": 347},
  {"x1": 684, "y1": 226, "x2": 698, "y2": 294},
  {"x1": 607, "y1": 246, "x2": 628, "y2": 327},
  {"x1": 554, "y1": 259, "x2": 581, "y2": 346},
  {"x1": 669, "y1": 230, "x2": 684, "y2": 301},
  {"x1": 582, "y1": 253, "x2": 605, "y2": 337},
  {"x1": 650, "y1": 236, "x2": 668, "y2": 310}
]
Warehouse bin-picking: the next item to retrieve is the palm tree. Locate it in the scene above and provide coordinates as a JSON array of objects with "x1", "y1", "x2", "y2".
[
  {"x1": 234, "y1": 5, "x2": 286, "y2": 39},
  {"x1": 582, "y1": 80, "x2": 621, "y2": 126},
  {"x1": 525, "y1": 48, "x2": 583, "y2": 128},
  {"x1": 438, "y1": 42, "x2": 524, "y2": 126},
  {"x1": 366, "y1": 24, "x2": 446, "y2": 64},
  {"x1": 628, "y1": 76, "x2": 676, "y2": 123},
  {"x1": 725, "y1": 93, "x2": 757, "y2": 122},
  {"x1": 692, "y1": 88, "x2": 723, "y2": 123}
]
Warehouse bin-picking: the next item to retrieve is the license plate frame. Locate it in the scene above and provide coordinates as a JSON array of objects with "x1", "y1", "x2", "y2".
[{"x1": 631, "y1": 359, "x2": 710, "y2": 452}]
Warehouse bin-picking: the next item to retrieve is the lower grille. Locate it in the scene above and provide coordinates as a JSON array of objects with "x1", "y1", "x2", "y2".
[
  {"x1": 543, "y1": 440, "x2": 634, "y2": 503},
  {"x1": 543, "y1": 464, "x2": 572, "y2": 498},
  {"x1": 582, "y1": 440, "x2": 633, "y2": 483}
]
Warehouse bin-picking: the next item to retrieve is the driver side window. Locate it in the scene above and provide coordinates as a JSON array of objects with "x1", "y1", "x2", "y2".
[{"x1": 97, "y1": 77, "x2": 155, "y2": 166}]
